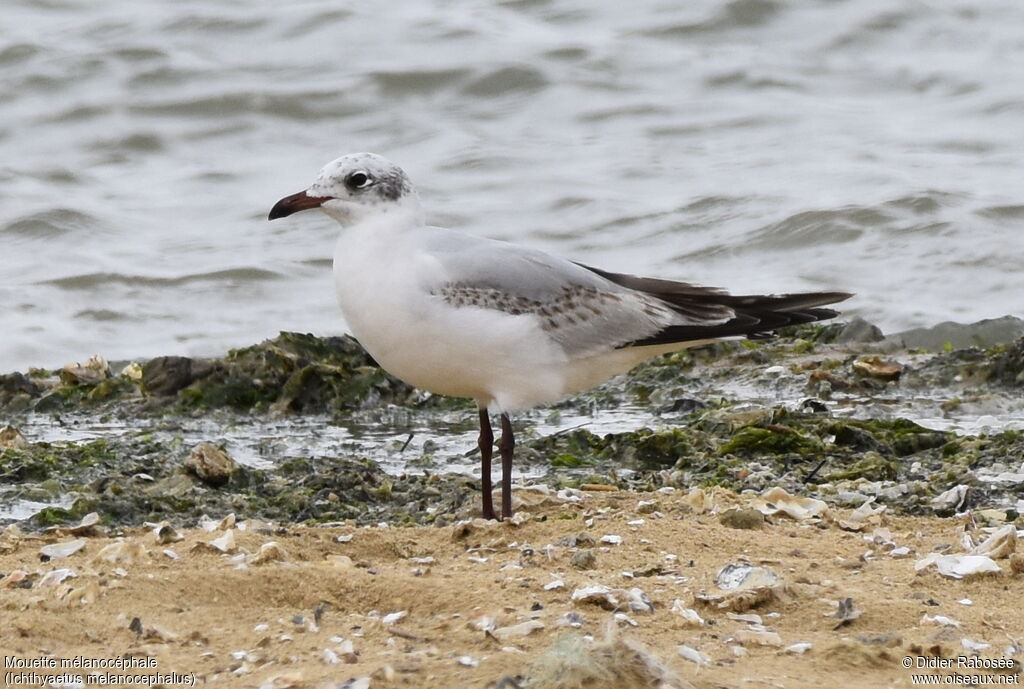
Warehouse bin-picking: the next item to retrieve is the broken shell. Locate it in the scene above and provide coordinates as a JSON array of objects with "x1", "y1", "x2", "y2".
[
  {"x1": 251, "y1": 541, "x2": 290, "y2": 565},
  {"x1": 852, "y1": 356, "x2": 902, "y2": 380},
  {"x1": 38, "y1": 568, "x2": 76, "y2": 587},
  {"x1": 41, "y1": 539, "x2": 86, "y2": 559},
  {"x1": 716, "y1": 563, "x2": 781, "y2": 590},
  {"x1": 681, "y1": 487, "x2": 714, "y2": 513},
  {"x1": 921, "y1": 614, "x2": 960, "y2": 628},
  {"x1": 670, "y1": 600, "x2": 705, "y2": 628},
  {"x1": 726, "y1": 612, "x2": 762, "y2": 625},
  {"x1": 697, "y1": 563, "x2": 787, "y2": 612},
  {"x1": 962, "y1": 638, "x2": 990, "y2": 652},
  {"x1": 65, "y1": 580, "x2": 100, "y2": 606},
  {"x1": 152, "y1": 523, "x2": 183, "y2": 544},
  {"x1": 838, "y1": 499, "x2": 886, "y2": 531},
  {"x1": 382, "y1": 610, "x2": 407, "y2": 625},
  {"x1": 915, "y1": 553, "x2": 1001, "y2": 579},
  {"x1": 969, "y1": 524, "x2": 1016, "y2": 559},
  {"x1": 65, "y1": 512, "x2": 103, "y2": 537},
  {"x1": 932, "y1": 485, "x2": 969, "y2": 510},
  {"x1": 60, "y1": 354, "x2": 110, "y2": 385},
  {"x1": 752, "y1": 487, "x2": 829, "y2": 521},
  {"x1": 492, "y1": 620, "x2": 544, "y2": 641},
  {"x1": 1, "y1": 570, "x2": 30, "y2": 588},
  {"x1": 677, "y1": 644, "x2": 710, "y2": 666},
  {"x1": 93, "y1": 540, "x2": 147, "y2": 566},
  {"x1": 210, "y1": 530, "x2": 237, "y2": 554}
]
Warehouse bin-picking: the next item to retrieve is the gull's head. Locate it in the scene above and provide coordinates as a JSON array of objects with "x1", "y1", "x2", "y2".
[{"x1": 268, "y1": 152, "x2": 416, "y2": 225}]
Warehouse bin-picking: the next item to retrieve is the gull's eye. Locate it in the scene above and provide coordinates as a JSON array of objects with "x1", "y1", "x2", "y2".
[{"x1": 345, "y1": 171, "x2": 373, "y2": 190}]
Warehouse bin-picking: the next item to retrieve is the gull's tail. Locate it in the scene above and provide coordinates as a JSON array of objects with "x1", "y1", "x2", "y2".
[{"x1": 578, "y1": 264, "x2": 853, "y2": 348}]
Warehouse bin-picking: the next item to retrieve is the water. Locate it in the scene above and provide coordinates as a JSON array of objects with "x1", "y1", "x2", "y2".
[{"x1": 3, "y1": 0, "x2": 1023, "y2": 372}]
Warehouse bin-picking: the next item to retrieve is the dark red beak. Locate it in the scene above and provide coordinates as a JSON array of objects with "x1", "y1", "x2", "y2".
[{"x1": 268, "y1": 191, "x2": 331, "y2": 220}]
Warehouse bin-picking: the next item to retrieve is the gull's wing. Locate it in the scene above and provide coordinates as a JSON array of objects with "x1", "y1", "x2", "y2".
[{"x1": 423, "y1": 228, "x2": 851, "y2": 358}]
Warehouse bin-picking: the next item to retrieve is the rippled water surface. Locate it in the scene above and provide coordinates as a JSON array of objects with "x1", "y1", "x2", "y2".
[{"x1": 2, "y1": 0, "x2": 1023, "y2": 371}]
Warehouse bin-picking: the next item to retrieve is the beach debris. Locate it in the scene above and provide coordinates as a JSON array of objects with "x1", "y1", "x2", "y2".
[
  {"x1": 726, "y1": 612, "x2": 762, "y2": 625},
  {"x1": 555, "y1": 612, "x2": 585, "y2": 629},
  {"x1": 635, "y1": 500, "x2": 658, "y2": 514},
  {"x1": 681, "y1": 487, "x2": 714, "y2": 514},
  {"x1": 677, "y1": 644, "x2": 711, "y2": 667},
  {"x1": 192, "y1": 530, "x2": 237, "y2": 555},
  {"x1": 527, "y1": 630, "x2": 691, "y2": 689},
  {"x1": 570, "y1": 585, "x2": 653, "y2": 613},
  {"x1": 838, "y1": 499, "x2": 887, "y2": 531},
  {"x1": 719, "y1": 508, "x2": 765, "y2": 530},
  {"x1": 962, "y1": 638, "x2": 990, "y2": 652},
  {"x1": 257, "y1": 672, "x2": 308, "y2": 689},
  {"x1": 0, "y1": 425, "x2": 27, "y2": 449},
  {"x1": 614, "y1": 612, "x2": 638, "y2": 627},
  {"x1": 751, "y1": 487, "x2": 829, "y2": 521},
  {"x1": 381, "y1": 611, "x2": 407, "y2": 625},
  {"x1": 670, "y1": 600, "x2": 705, "y2": 628},
  {"x1": 915, "y1": 553, "x2": 1001, "y2": 579},
  {"x1": 185, "y1": 442, "x2": 238, "y2": 487},
  {"x1": 697, "y1": 563, "x2": 786, "y2": 612},
  {"x1": 457, "y1": 656, "x2": 479, "y2": 667},
  {"x1": 322, "y1": 678, "x2": 370, "y2": 689},
  {"x1": 40, "y1": 539, "x2": 86, "y2": 560},
  {"x1": 600, "y1": 534, "x2": 622, "y2": 546},
  {"x1": 38, "y1": 568, "x2": 76, "y2": 587},
  {"x1": 733, "y1": 628, "x2": 783, "y2": 647},
  {"x1": 969, "y1": 524, "x2": 1016, "y2": 559},
  {"x1": 492, "y1": 620, "x2": 544, "y2": 641},
  {"x1": 852, "y1": 356, "x2": 902, "y2": 381},
  {"x1": 2, "y1": 570, "x2": 31, "y2": 588},
  {"x1": 833, "y1": 597, "x2": 863, "y2": 629},
  {"x1": 932, "y1": 485, "x2": 969, "y2": 511},
  {"x1": 60, "y1": 354, "x2": 110, "y2": 385},
  {"x1": 571, "y1": 550, "x2": 597, "y2": 570},
  {"x1": 784, "y1": 642, "x2": 813, "y2": 654},
  {"x1": 65, "y1": 580, "x2": 100, "y2": 606},
  {"x1": 543, "y1": 579, "x2": 565, "y2": 591},
  {"x1": 509, "y1": 511, "x2": 531, "y2": 526},
  {"x1": 198, "y1": 514, "x2": 223, "y2": 532},
  {"x1": 921, "y1": 614, "x2": 960, "y2": 628},
  {"x1": 251, "y1": 541, "x2": 290, "y2": 565},
  {"x1": 151, "y1": 522, "x2": 184, "y2": 545},
  {"x1": 47, "y1": 509, "x2": 102, "y2": 536}
]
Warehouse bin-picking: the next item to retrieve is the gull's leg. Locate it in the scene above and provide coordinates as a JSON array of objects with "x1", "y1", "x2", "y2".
[
  {"x1": 479, "y1": 409, "x2": 496, "y2": 520},
  {"x1": 499, "y1": 413, "x2": 515, "y2": 520}
]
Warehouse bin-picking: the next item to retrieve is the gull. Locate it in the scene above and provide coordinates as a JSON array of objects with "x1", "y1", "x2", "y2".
[{"x1": 269, "y1": 153, "x2": 851, "y2": 520}]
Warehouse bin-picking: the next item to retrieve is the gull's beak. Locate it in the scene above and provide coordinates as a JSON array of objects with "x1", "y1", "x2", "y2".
[{"x1": 268, "y1": 191, "x2": 331, "y2": 220}]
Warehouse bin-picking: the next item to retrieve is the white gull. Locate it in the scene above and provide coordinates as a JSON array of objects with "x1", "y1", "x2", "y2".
[{"x1": 269, "y1": 152, "x2": 851, "y2": 520}]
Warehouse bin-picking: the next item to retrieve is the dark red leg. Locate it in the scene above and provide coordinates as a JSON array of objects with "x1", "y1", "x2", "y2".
[
  {"x1": 478, "y1": 409, "x2": 496, "y2": 520},
  {"x1": 499, "y1": 413, "x2": 515, "y2": 520}
]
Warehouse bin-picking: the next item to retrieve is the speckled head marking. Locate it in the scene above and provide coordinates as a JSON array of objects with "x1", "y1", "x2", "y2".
[{"x1": 269, "y1": 152, "x2": 416, "y2": 224}]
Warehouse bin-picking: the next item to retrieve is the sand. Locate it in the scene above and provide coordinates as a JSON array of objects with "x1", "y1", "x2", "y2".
[{"x1": 1, "y1": 488, "x2": 1021, "y2": 689}]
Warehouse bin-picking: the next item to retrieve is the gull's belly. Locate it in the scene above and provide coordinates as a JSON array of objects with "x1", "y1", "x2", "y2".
[{"x1": 344, "y1": 297, "x2": 570, "y2": 408}]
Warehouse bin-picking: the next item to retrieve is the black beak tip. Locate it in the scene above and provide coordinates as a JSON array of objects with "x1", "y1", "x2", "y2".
[{"x1": 268, "y1": 200, "x2": 293, "y2": 221}]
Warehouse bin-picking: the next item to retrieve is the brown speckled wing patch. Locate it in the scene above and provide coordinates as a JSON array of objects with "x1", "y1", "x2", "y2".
[{"x1": 433, "y1": 283, "x2": 671, "y2": 336}]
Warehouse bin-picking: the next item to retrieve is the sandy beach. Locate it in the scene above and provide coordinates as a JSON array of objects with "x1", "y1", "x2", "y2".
[{"x1": 2, "y1": 487, "x2": 1022, "y2": 689}]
